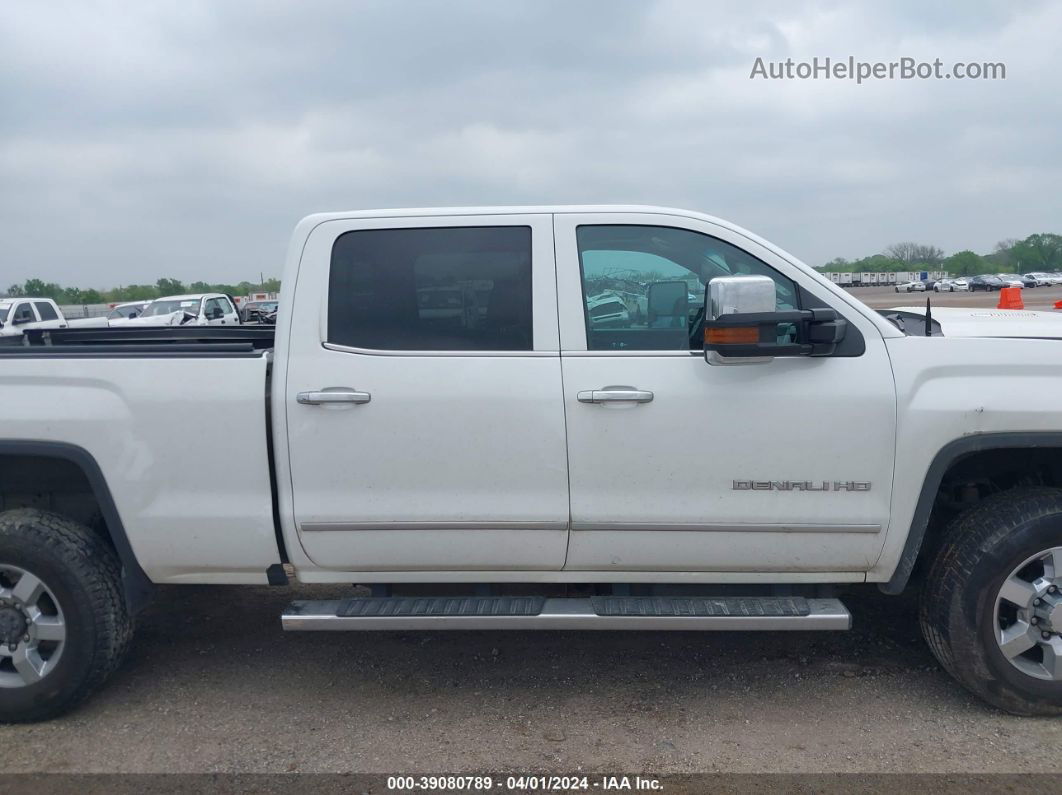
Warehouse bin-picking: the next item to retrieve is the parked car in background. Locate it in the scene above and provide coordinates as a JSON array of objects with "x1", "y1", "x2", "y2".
[
  {"x1": 934, "y1": 278, "x2": 969, "y2": 292},
  {"x1": 894, "y1": 280, "x2": 926, "y2": 293},
  {"x1": 968, "y1": 275, "x2": 1005, "y2": 292},
  {"x1": 585, "y1": 292, "x2": 631, "y2": 326},
  {"x1": 66, "y1": 301, "x2": 151, "y2": 328},
  {"x1": 107, "y1": 301, "x2": 150, "y2": 323},
  {"x1": 892, "y1": 278, "x2": 926, "y2": 290},
  {"x1": 0, "y1": 298, "x2": 68, "y2": 337},
  {"x1": 998, "y1": 273, "x2": 1035, "y2": 288},
  {"x1": 114, "y1": 293, "x2": 241, "y2": 327},
  {"x1": 1024, "y1": 273, "x2": 1053, "y2": 287},
  {"x1": 240, "y1": 300, "x2": 279, "y2": 324}
]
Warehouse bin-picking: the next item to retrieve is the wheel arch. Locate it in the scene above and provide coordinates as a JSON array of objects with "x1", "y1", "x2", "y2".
[
  {"x1": 0, "y1": 440, "x2": 153, "y2": 612},
  {"x1": 882, "y1": 432, "x2": 1062, "y2": 594}
]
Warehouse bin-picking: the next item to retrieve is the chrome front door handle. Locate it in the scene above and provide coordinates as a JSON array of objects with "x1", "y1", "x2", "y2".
[
  {"x1": 297, "y1": 389, "x2": 371, "y2": 405},
  {"x1": 577, "y1": 387, "x2": 654, "y2": 404}
]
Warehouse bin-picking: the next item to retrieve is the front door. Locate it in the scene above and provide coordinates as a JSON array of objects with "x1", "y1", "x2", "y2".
[
  {"x1": 554, "y1": 213, "x2": 896, "y2": 573},
  {"x1": 285, "y1": 214, "x2": 570, "y2": 571},
  {"x1": 203, "y1": 296, "x2": 238, "y2": 325}
]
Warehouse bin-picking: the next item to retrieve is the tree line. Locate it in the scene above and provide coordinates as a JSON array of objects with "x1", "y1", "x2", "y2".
[
  {"x1": 6, "y1": 231, "x2": 1062, "y2": 302},
  {"x1": 818, "y1": 233, "x2": 1062, "y2": 277},
  {"x1": 2, "y1": 277, "x2": 282, "y2": 305}
]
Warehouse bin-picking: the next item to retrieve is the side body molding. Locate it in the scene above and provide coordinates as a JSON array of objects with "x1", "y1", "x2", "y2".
[
  {"x1": 0, "y1": 440, "x2": 155, "y2": 612},
  {"x1": 881, "y1": 431, "x2": 1062, "y2": 594}
]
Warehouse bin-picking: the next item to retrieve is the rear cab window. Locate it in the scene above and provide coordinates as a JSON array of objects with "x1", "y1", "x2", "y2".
[{"x1": 33, "y1": 301, "x2": 59, "y2": 321}]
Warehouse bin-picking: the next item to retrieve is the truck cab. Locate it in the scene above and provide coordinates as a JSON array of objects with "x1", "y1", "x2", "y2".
[
  {"x1": 0, "y1": 298, "x2": 67, "y2": 337},
  {"x1": 273, "y1": 210, "x2": 895, "y2": 579}
]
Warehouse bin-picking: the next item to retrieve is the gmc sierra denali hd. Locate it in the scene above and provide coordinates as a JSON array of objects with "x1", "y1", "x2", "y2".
[{"x1": 2, "y1": 206, "x2": 1061, "y2": 721}]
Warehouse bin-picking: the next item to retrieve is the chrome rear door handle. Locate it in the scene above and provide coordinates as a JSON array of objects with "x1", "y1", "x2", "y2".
[
  {"x1": 297, "y1": 389, "x2": 371, "y2": 405},
  {"x1": 577, "y1": 387, "x2": 654, "y2": 404}
]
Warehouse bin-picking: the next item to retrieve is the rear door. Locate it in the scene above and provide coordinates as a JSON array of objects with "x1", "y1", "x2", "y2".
[
  {"x1": 284, "y1": 214, "x2": 570, "y2": 571},
  {"x1": 554, "y1": 212, "x2": 896, "y2": 573},
  {"x1": 32, "y1": 301, "x2": 66, "y2": 329}
]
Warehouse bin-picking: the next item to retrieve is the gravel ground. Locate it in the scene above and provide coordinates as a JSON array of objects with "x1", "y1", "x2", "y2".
[{"x1": 1, "y1": 583, "x2": 1059, "y2": 776}]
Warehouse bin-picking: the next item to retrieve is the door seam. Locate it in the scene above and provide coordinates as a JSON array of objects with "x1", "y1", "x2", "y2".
[{"x1": 552, "y1": 213, "x2": 575, "y2": 570}]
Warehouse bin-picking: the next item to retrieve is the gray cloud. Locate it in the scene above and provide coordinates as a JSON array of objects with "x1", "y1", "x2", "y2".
[{"x1": 1, "y1": 0, "x2": 1059, "y2": 286}]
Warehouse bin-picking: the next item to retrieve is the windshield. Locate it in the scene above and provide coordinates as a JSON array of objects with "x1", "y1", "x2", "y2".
[
  {"x1": 0, "y1": 306, "x2": 9, "y2": 323},
  {"x1": 142, "y1": 299, "x2": 200, "y2": 317}
]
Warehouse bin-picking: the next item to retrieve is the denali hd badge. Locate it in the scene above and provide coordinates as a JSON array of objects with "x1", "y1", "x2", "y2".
[{"x1": 732, "y1": 480, "x2": 871, "y2": 492}]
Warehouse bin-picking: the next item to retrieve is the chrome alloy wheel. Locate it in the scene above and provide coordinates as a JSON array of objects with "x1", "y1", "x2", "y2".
[
  {"x1": 0, "y1": 565, "x2": 66, "y2": 688},
  {"x1": 994, "y1": 546, "x2": 1062, "y2": 681}
]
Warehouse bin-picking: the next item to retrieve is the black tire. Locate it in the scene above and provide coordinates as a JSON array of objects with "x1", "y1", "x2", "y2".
[
  {"x1": 0, "y1": 509, "x2": 133, "y2": 722},
  {"x1": 920, "y1": 487, "x2": 1062, "y2": 715}
]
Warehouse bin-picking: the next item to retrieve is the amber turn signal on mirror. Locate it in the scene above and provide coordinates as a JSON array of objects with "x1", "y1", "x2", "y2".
[{"x1": 704, "y1": 326, "x2": 760, "y2": 345}]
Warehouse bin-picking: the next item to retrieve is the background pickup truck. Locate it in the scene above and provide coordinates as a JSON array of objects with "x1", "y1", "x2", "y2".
[
  {"x1": 0, "y1": 298, "x2": 67, "y2": 337},
  {"x1": 2, "y1": 205, "x2": 1062, "y2": 721}
]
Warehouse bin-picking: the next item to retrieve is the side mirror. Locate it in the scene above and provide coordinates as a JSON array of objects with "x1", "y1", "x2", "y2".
[
  {"x1": 646, "y1": 281, "x2": 689, "y2": 329},
  {"x1": 703, "y1": 275, "x2": 846, "y2": 365},
  {"x1": 13, "y1": 312, "x2": 32, "y2": 326}
]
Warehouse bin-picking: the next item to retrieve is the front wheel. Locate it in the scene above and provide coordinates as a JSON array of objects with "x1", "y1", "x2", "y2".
[
  {"x1": 920, "y1": 488, "x2": 1062, "y2": 715},
  {"x1": 0, "y1": 509, "x2": 133, "y2": 722}
]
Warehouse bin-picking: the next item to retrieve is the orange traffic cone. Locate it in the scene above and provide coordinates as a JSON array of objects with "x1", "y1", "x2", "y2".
[{"x1": 997, "y1": 287, "x2": 1024, "y2": 309}]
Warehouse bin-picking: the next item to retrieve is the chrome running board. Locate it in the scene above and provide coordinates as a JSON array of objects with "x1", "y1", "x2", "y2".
[{"x1": 281, "y1": 595, "x2": 851, "y2": 631}]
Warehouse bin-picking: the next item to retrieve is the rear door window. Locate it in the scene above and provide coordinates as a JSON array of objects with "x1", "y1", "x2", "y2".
[{"x1": 328, "y1": 226, "x2": 533, "y2": 351}]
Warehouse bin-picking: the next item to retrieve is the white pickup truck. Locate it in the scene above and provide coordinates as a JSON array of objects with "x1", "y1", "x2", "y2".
[
  {"x1": 0, "y1": 298, "x2": 67, "y2": 338},
  {"x1": 2, "y1": 206, "x2": 1061, "y2": 721},
  {"x1": 112, "y1": 293, "x2": 241, "y2": 327}
]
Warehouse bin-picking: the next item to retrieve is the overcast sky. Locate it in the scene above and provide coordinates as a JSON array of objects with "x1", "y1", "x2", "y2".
[{"x1": 2, "y1": 0, "x2": 1060, "y2": 287}]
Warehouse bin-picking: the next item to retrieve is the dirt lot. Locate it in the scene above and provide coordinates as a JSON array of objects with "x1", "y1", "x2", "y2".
[
  {"x1": 848, "y1": 283, "x2": 1062, "y2": 311},
  {"x1": 1, "y1": 583, "x2": 1060, "y2": 777}
]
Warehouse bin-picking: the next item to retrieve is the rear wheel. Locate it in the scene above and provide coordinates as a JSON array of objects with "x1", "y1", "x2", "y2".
[
  {"x1": 921, "y1": 488, "x2": 1062, "y2": 715},
  {"x1": 0, "y1": 509, "x2": 133, "y2": 722}
]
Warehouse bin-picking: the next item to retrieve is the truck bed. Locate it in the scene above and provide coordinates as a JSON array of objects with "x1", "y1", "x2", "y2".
[
  {"x1": 0, "y1": 325, "x2": 275, "y2": 356},
  {"x1": 0, "y1": 324, "x2": 282, "y2": 583}
]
